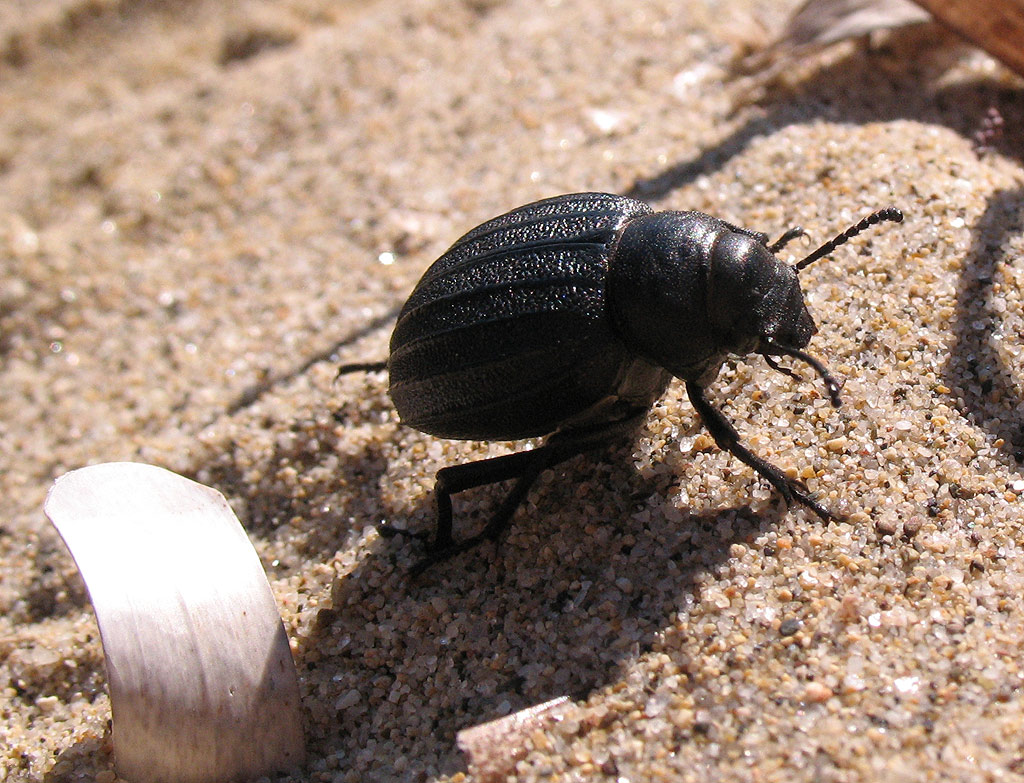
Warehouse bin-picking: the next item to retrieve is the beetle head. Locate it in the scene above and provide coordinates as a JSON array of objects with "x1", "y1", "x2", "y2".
[
  {"x1": 607, "y1": 207, "x2": 901, "y2": 396},
  {"x1": 706, "y1": 232, "x2": 845, "y2": 406},
  {"x1": 706, "y1": 233, "x2": 816, "y2": 355}
]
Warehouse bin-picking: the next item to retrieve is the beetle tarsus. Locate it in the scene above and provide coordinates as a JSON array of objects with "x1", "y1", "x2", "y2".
[
  {"x1": 378, "y1": 524, "x2": 432, "y2": 543},
  {"x1": 407, "y1": 538, "x2": 493, "y2": 578},
  {"x1": 685, "y1": 380, "x2": 834, "y2": 522}
]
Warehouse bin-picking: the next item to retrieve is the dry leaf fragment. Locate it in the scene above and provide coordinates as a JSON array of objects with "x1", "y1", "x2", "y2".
[
  {"x1": 44, "y1": 462, "x2": 305, "y2": 783},
  {"x1": 456, "y1": 697, "x2": 571, "y2": 782},
  {"x1": 775, "y1": 0, "x2": 1024, "y2": 79},
  {"x1": 777, "y1": 0, "x2": 930, "y2": 49},
  {"x1": 909, "y1": 0, "x2": 1024, "y2": 78}
]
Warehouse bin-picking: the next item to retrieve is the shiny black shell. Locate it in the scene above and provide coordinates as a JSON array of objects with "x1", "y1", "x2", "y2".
[{"x1": 388, "y1": 192, "x2": 671, "y2": 441}]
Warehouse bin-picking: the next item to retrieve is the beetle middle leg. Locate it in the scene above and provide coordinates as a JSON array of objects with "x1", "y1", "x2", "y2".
[{"x1": 684, "y1": 380, "x2": 833, "y2": 521}]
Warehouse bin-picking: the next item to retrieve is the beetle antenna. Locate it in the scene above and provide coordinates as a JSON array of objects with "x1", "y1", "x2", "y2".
[
  {"x1": 763, "y1": 341, "x2": 842, "y2": 407},
  {"x1": 794, "y1": 207, "x2": 903, "y2": 271}
]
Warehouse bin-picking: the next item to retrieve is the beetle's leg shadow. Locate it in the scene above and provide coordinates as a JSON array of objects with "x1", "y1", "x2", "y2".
[
  {"x1": 383, "y1": 410, "x2": 649, "y2": 576},
  {"x1": 685, "y1": 380, "x2": 834, "y2": 522}
]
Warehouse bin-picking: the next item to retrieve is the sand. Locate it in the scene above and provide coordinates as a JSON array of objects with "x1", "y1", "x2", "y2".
[{"x1": 3, "y1": 0, "x2": 1024, "y2": 780}]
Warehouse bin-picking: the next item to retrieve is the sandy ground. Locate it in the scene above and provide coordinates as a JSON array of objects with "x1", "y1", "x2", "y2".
[{"x1": 3, "y1": 0, "x2": 1024, "y2": 781}]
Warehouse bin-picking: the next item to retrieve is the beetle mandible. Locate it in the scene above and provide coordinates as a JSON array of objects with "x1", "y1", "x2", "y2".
[{"x1": 349, "y1": 192, "x2": 903, "y2": 573}]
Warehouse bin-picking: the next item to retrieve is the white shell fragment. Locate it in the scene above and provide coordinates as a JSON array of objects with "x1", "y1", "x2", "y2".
[
  {"x1": 43, "y1": 462, "x2": 305, "y2": 783},
  {"x1": 456, "y1": 697, "x2": 571, "y2": 782}
]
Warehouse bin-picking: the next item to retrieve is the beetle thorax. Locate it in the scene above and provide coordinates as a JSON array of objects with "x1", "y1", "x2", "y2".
[
  {"x1": 607, "y1": 211, "x2": 816, "y2": 384},
  {"x1": 607, "y1": 211, "x2": 728, "y2": 384}
]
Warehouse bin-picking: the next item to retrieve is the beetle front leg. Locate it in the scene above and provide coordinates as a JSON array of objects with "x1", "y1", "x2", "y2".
[
  {"x1": 684, "y1": 381, "x2": 834, "y2": 521},
  {"x1": 767, "y1": 226, "x2": 807, "y2": 253}
]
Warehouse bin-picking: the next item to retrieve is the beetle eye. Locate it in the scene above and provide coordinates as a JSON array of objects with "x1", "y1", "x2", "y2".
[{"x1": 762, "y1": 283, "x2": 815, "y2": 350}]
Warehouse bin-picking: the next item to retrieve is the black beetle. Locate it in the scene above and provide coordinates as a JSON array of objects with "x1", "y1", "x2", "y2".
[{"x1": 346, "y1": 192, "x2": 902, "y2": 572}]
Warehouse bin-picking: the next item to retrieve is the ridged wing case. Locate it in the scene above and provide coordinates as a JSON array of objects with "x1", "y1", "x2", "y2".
[{"x1": 388, "y1": 192, "x2": 654, "y2": 440}]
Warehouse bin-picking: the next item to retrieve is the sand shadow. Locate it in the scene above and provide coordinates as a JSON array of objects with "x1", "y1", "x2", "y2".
[
  {"x1": 191, "y1": 430, "x2": 393, "y2": 579},
  {"x1": 627, "y1": 29, "x2": 1024, "y2": 201},
  {"x1": 292, "y1": 435, "x2": 802, "y2": 778},
  {"x1": 221, "y1": 304, "x2": 400, "y2": 419},
  {"x1": 42, "y1": 736, "x2": 112, "y2": 783},
  {"x1": 943, "y1": 187, "x2": 1024, "y2": 462}
]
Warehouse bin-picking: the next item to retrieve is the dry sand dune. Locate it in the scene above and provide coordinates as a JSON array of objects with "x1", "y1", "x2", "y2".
[{"x1": 4, "y1": 0, "x2": 1024, "y2": 781}]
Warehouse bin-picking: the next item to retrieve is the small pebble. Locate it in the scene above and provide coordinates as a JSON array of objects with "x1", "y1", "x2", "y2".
[
  {"x1": 803, "y1": 682, "x2": 833, "y2": 703},
  {"x1": 779, "y1": 618, "x2": 802, "y2": 637}
]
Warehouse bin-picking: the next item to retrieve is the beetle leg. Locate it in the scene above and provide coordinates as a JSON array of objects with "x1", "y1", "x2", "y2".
[
  {"x1": 335, "y1": 359, "x2": 387, "y2": 378},
  {"x1": 719, "y1": 221, "x2": 806, "y2": 252},
  {"x1": 379, "y1": 447, "x2": 561, "y2": 575},
  {"x1": 718, "y1": 219, "x2": 769, "y2": 246},
  {"x1": 763, "y1": 342, "x2": 842, "y2": 407},
  {"x1": 403, "y1": 444, "x2": 579, "y2": 576},
  {"x1": 763, "y1": 353, "x2": 801, "y2": 381},
  {"x1": 379, "y1": 449, "x2": 546, "y2": 555},
  {"x1": 432, "y1": 449, "x2": 552, "y2": 551},
  {"x1": 394, "y1": 409, "x2": 651, "y2": 575},
  {"x1": 409, "y1": 451, "x2": 556, "y2": 576},
  {"x1": 685, "y1": 381, "x2": 834, "y2": 522},
  {"x1": 767, "y1": 226, "x2": 807, "y2": 253}
]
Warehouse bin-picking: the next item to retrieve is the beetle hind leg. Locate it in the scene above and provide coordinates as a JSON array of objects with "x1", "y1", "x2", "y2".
[
  {"x1": 385, "y1": 410, "x2": 651, "y2": 575},
  {"x1": 685, "y1": 381, "x2": 834, "y2": 522},
  {"x1": 380, "y1": 446, "x2": 560, "y2": 576}
]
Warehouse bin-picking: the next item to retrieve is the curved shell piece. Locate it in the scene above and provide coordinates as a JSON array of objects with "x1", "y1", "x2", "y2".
[{"x1": 44, "y1": 462, "x2": 305, "y2": 783}]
